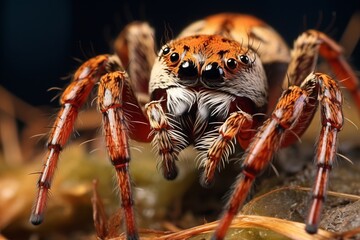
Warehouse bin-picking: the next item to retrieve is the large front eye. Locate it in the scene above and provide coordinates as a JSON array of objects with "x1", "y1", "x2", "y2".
[
  {"x1": 202, "y1": 62, "x2": 224, "y2": 83},
  {"x1": 178, "y1": 60, "x2": 198, "y2": 79}
]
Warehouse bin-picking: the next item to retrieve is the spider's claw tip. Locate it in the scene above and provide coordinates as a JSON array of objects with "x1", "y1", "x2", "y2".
[
  {"x1": 305, "y1": 224, "x2": 318, "y2": 234},
  {"x1": 210, "y1": 232, "x2": 223, "y2": 240},
  {"x1": 164, "y1": 169, "x2": 178, "y2": 180},
  {"x1": 30, "y1": 213, "x2": 44, "y2": 225},
  {"x1": 163, "y1": 164, "x2": 178, "y2": 180},
  {"x1": 200, "y1": 174, "x2": 215, "y2": 188},
  {"x1": 127, "y1": 233, "x2": 140, "y2": 240}
]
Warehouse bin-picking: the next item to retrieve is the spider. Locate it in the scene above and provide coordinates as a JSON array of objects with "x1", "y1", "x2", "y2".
[{"x1": 30, "y1": 13, "x2": 359, "y2": 240}]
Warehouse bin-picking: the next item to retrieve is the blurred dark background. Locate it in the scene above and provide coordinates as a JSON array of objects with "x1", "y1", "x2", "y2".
[{"x1": 1, "y1": 0, "x2": 359, "y2": 107}]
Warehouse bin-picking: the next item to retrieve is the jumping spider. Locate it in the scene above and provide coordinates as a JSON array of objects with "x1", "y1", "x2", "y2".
[{"x1": 30, "y1": 13, "x2": 359, "y2": 240}]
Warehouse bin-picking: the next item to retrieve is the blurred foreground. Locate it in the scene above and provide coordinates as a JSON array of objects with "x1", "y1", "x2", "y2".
[{"x1": 1, "y1": 79, "x2": 360, "y2": 240}]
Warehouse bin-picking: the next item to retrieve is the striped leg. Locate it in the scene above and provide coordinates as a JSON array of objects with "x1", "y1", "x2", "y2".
[
  {"x1": 30, "y1": 55, "x2": 109, "y2": 225},
  {"x1": 212, "y1": 72, "x2": 343, "y2": 239},
  {"x1": 98, "y1": 71, "x2": 139, "y2": 239}
]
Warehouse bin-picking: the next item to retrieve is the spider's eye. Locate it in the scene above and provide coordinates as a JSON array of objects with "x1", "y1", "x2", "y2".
[
  {"x1": 178, "y1": 60, "x2": 198, "y2": 79},
  {"x1": 162, "y1": 47, "x2": 170, "y2": 55},
  {"x1": 202, "y1": 62, "x2": 224, "y2": 82},
  {"x1": 226, "y1": 58, "x2": 238, "y2": 69},
  {"x1": 170, "y1": 52, "x2": 180, "y2": 63},
  {"x1": 239, "y1": 55, "x2": 250, "y2": 65}
]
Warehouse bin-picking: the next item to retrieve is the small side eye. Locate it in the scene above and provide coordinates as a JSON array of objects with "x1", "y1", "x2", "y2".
[
  {"x1": 162, "y1": 47, "x2": 170, "y2": 55},
  {"x1": 239, "y1": 55, "x2": 250, "y2": 65},
  {"x1": 170, "y1": 52, "x2": 180, "y2": 63},
  {"x1": 226, "y1": 58, "x2": 238, "y2": 69}
]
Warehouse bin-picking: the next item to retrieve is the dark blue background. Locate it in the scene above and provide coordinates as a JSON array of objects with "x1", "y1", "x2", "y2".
[{"x1": 1, "y1": 0, "x2": 359, "y2": 106}]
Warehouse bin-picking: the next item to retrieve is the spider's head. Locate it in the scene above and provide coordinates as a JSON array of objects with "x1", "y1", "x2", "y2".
[{"x1": 149, "y1": 34, "x2": 268, "y2": 109}]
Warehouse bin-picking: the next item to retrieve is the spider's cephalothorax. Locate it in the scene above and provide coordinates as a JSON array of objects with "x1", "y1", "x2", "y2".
[
  {"x1": 30, "y1": 13, "x2": 359, "y2": 240},
  {"x1": 148, "y1": 34, "x2": 267, "y2": 181}
]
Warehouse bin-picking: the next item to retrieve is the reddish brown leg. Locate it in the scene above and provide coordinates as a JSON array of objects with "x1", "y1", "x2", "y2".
[
  {"x1": 315, "y1": 30, "x2": 360, "y2": 110},
  {"x1": 212, "y1": 72, "x2": 341, "y2": 240},
  {"x1": 305, "y1": 74, "x2": 343, "y2": 233},
  {"x1": 212, "y1": 85, "x2": 310, "y2": 240},
  {"x1": 201, "y1": 110, "x2": 253, "y2": 187},
  {"x1": 281, "y1": 29, "x2": 349, "y2": 233},
  {"x1": 98, "y1": 71, "x2": 139, "y2": 240},
  {"x1": 114, "y1": 22, "x2": 156, "y2": 98},
  {"x1": 30, "y1": 21, "x2": 154, "y2": 236},
  {"x1": 91, "y1": 179, "x2": 108, "y2": 239},
  {"x1": 30, "y1": 55, "x2": 109, "y2": 225},
  {"x1": 285, "y1": 30, "x2": 360, "y2": 111}
]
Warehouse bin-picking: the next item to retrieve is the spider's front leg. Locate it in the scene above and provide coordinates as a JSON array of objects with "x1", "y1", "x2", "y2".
[
  {"x1": 30, "y1": 20, "x2": 154, "y2": 234},
  {"x1": 98, "y1": 71, "x2": 139, "y2": 240},
  {"x1": 212, "y1": 72, "x2": 343, "y2": 240},
  {"x1": 305, "y1": 73, "x2": 343, "y2": 233}
]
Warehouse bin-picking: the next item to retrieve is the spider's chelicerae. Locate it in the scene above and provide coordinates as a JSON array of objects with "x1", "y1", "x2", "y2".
[{"x1": 30, "y1": 13, "x2": 359, "y2": 240}]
